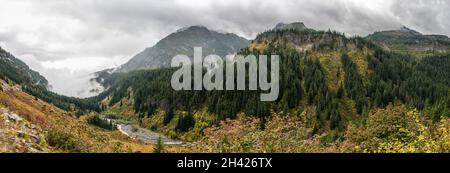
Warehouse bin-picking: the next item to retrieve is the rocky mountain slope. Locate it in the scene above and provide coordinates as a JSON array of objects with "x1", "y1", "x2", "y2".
[
  {"x1": 0, "y1": 79, "x2": 122, "y2": 152},
  {"x1": 115, "y1": 25, "x2": 249, "y2": 72},
  {"x1": 273, "y1": 22, "x2": 312, "y2": 31}
]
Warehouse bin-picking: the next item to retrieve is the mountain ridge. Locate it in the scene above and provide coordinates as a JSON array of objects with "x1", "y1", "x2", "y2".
[
  {"x1": 273, "y1": 22, "x2": 310, "y2": 31},
  {"x1": 114, "y1": 25, "x2": 249, "y2": 73},
  {"x1": 0, "y1": 46, "x2": 48, "y2": 88},
  {"x1": 365, "y1": 26, "x2": 450, "y2": 56}
]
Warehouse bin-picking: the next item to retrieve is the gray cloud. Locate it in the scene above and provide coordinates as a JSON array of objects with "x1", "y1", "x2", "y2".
[
  {"x1": 390, "y1": 0, "x2": 450, "y2": 35},
  {"x1": 0, "y1": 0, "x2": 449, "y2": 97}
]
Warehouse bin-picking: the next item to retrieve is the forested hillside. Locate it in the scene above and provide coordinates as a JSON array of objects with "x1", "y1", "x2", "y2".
[
  {"x1": 0, "y1": 47, "x2": 48, "y2": 88},
  {"x1": 99, "y1": 27, "x2": 450, "y2": 146}
]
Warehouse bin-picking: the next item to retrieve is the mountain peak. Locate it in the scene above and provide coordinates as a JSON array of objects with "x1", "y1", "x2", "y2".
[
  {"x1": 398, "y1": 26, "x2": 421, "y2": 35},
  {"x1": 176, "y1": 25, "x2": 209, "y2": 33},
  {"x1": 273, "y1": 22, "x2": 308, "y2": 31},
  {"x1": 113, "y1": 25, "x2": 249, "y2": 72},
  {"x1": 188, "y1": 25, "x2": 209, "y2": 30}
]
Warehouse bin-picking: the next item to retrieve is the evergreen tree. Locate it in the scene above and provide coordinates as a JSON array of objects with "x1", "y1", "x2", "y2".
[
  {"x1": 163, "y1": 106, "x2": 174, "y2": 125},
  {"x1": 153, "y1": 135, "x2": 164, "y2": 153}
]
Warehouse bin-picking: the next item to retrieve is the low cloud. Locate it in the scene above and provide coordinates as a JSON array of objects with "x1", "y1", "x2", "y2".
[{"x1": 19, "y1": 54, "x2": 125, "y2": 98}]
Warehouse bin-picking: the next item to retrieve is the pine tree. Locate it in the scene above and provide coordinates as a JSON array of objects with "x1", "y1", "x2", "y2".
[
  {"x1": 163, "y1": 106, "x2": 174, "y2": 125},
  {"x1": 337, "y1": 84, "x2": 344, "y2": 99},
  {"x1": 330, "y1": 110, "x2": 340, "y2": 130},
  {"x1": 153, "y1": 136, "x2": 164, "y2": 153},
  {"x1": 176, "y1": 109, "x2": 195, "y2": 132}
]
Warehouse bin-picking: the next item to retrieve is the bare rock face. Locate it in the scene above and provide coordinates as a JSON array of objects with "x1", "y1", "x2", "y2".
[{"x1": 3, "y1": 112, "x2": 23, "y2": 122}]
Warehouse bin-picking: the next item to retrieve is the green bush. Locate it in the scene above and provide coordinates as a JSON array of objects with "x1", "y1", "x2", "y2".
[
  {"x1": 46, "y1": 129, "x2": 85, "y2": 153},
  {"x1": 104, "y1": 111, "x2": 121, "y2": 119}
]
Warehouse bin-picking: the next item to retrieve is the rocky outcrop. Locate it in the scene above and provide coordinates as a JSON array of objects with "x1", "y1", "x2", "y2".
[{"x1": 0, "y1": 107, "x2": 49, "y2": 153}]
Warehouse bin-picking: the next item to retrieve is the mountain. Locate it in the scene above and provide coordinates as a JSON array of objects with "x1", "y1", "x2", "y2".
[
  {"x1": 273, "y1": 22, "x2": 311, "y2": 31},
  {"x1": 115, "y1": 25, "x2": 249, "y2": 72},
  {"x1": 98, "y1": 23, "x2": 449, "y2": 152},
  {"x1": 0, "y1": 46, "x2": 100, "y2": 112},
  {"x1": 366, "y1": 26, "x2": 450, "y2": 56},
  {"x1": 0, "y1": 46, "x2": 48, "y2": 88},
  {"x1": 0, "y1": 48, "x2": 116, "y2": 152}
]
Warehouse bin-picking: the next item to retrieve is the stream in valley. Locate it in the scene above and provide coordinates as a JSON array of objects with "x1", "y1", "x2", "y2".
[{"x1": 101, "y1": 116, "x2": 183, "y2": 145}]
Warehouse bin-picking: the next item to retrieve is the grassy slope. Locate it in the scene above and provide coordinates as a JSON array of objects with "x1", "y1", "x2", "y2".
[{"x1": 0, "y1": 79, "x2": 172, "y2": 153}]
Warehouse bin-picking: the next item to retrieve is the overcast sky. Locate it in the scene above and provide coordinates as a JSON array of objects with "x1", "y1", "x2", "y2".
[{"x1": 0, "y1": 0, "x2": 449, "y2": 97}]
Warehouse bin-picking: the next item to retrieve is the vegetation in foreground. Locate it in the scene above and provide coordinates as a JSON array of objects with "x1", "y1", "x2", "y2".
[{"x1": 194, "y1": 105, "x2": 449, "y2": 153}]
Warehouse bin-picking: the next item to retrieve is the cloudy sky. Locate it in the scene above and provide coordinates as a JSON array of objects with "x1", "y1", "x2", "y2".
[{"x1": 0, "y1": 0, "x2": 449, "y2": 97}]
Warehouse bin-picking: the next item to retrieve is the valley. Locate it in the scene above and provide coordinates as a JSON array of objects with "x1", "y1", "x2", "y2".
[
  {"x1": 0, "y1": 77, "x2": 184, "y2": 153},
  {"x1": 1, "y1": 22, "x2": 449, "y2": 153}
]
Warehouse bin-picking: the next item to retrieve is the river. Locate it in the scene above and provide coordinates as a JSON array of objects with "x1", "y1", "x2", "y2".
[{"x1": 117, "y1": 124, "x2": 183, "y2": 145}]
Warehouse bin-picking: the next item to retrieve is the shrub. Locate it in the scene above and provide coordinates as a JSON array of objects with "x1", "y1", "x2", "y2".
[
  {"x1": 46, "y1": 129, "x2": 85, "y2": 153},
  {"x1": 104, "y1": 111, "x2": 121, "y2": 119},
  {"x1": 176, "y1": 114, "x2": 195, "y2": 133},
  {"x1": 344, "y1": 105, "x2": 450, "y2": 153}
]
